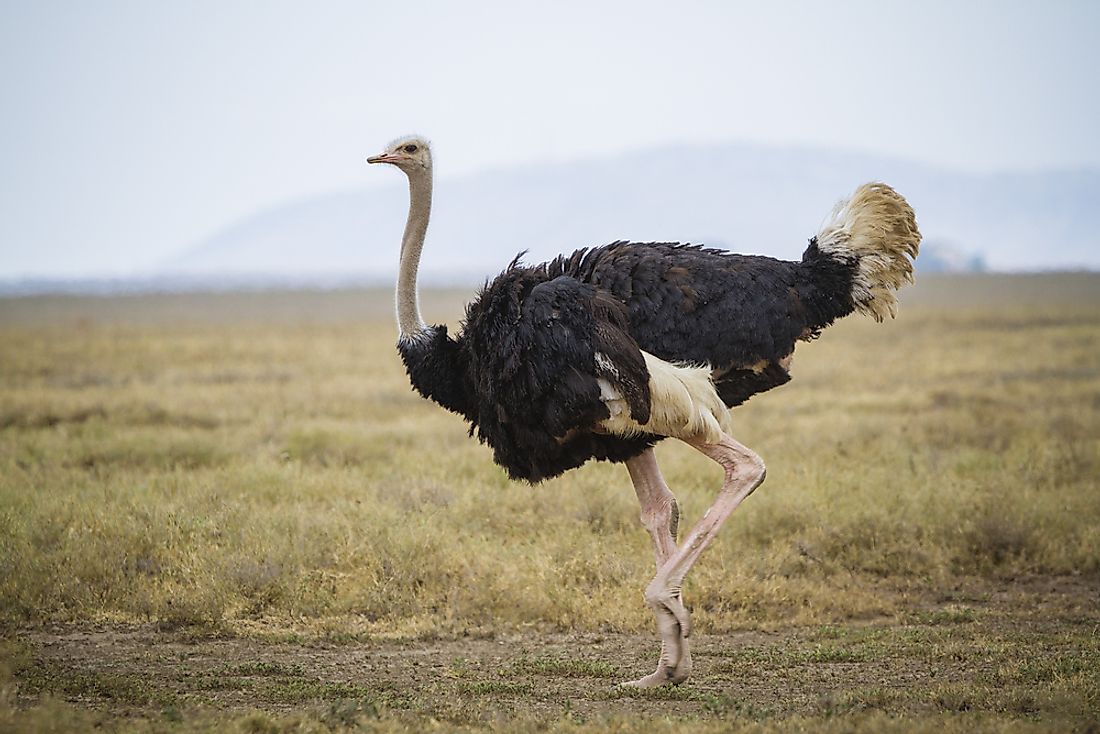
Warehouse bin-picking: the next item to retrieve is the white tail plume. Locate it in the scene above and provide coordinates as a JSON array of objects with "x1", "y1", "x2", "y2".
[{"x1": 816, "y1": 182, "x2": 921, "y2": 322}]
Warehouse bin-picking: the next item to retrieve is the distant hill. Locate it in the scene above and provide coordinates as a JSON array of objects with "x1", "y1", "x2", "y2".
[{"x1": 163, "y1": 142, "x2": 1099, "y2": 281}]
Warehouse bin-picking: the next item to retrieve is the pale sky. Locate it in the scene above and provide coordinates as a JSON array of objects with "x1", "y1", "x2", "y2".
[{"x1": 1, "y1": 0, "x2": 1098, "y2": 278}]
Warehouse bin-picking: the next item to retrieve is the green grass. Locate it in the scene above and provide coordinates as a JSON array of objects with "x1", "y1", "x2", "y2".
[
  {"x1": 524, "y1": 657, "x2": 620, "y2": 678},
  {"x1": 259, "y1": 678, "x2": 373, "y2": 704},
  {"x1": 15, "y1": 659, "x2": 178, "y2": 708},
  {"x1": 1, "y1": 275, "x2": 1099, "y2": 732},
  {"x1": 456, "y1": 679, "x2": 535, "y2": 696}
]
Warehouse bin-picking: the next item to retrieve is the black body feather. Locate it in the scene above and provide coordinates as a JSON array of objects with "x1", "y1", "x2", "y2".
[{"x1": 398, "y1": 240, "x2": 859, "y2": 482}]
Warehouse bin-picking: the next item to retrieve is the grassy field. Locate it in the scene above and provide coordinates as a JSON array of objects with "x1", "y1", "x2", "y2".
[{"x1": 1, "y1": 274, "x2": 1098, "y2": 732}]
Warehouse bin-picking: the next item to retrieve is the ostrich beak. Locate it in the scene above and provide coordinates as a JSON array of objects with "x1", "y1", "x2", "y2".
[{"x1": 367, "y1": 152, "x2": 404, "y2": 165}]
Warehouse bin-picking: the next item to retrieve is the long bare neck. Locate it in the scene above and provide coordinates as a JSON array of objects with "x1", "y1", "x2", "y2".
[{"x1": 396, "y1": 167, "x2": 432, "y2": 339}]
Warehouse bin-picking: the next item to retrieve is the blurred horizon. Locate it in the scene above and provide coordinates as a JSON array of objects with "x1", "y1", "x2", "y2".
[{"x1": 2, "y1": 1, "x2": 1099, "y2": 281}]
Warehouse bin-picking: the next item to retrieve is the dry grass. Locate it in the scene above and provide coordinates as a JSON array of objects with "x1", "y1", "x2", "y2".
[{"x1": 1, "y1": 274, "x2": 1099, "y2": 731}]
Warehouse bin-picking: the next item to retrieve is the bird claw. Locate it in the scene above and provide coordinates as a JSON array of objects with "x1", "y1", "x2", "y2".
[
  {"x1": 621, "y1": 637, "x2": 693, "y2": 687},
  {"x1": 620, "y1": 664, "x2": 689, "y2": 688},
  {"x1": 631, "y1": 578, "x2": 693, "y2": 686}
]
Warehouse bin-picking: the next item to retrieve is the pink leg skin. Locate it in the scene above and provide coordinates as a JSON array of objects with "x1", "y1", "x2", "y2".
[
  {"x1": 625, "y1": 449, "x2": 691, "y2": 685},
  {"x1": 623, "y1": 434, "x2": 766, "y2": 688},
  {"x1": 626, "y1": 449, "x2": 680, "y2": 567}
]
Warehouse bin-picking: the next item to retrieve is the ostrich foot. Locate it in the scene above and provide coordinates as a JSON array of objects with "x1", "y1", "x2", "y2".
[
  {"x1": 622, "y1": 640, "x2": 693, "y2": 687},
  {"x1": 621, "y1": 589, "x2": 693, "y2": 687}
]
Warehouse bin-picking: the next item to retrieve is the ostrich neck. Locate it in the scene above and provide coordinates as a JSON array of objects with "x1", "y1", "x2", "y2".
[{"x1": 396, "y1": 169, "x2": 432, "y2": 339}]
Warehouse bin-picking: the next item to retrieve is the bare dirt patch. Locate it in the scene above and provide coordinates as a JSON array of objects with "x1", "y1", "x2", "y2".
[{"x1": 8, "y1": 576, "x2": 1098, "y2": 729}]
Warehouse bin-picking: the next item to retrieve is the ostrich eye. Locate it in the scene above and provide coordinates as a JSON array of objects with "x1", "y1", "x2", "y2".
[{"x1": 403, "y1": 144, "x2": 418, "y2": 154}]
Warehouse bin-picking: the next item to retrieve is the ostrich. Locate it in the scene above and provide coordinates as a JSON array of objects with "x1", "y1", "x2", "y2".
[{"x1": 367, "y1": 135, "x2": 919, "y2": 687}]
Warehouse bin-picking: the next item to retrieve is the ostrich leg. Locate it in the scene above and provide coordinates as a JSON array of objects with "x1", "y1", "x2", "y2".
[
  {"x1": 624, "y1": 449, "x2": 692, "y2": 686},
  {"x1": 625, "y1": 433, "x2": 766, "y2": 687},
  {"x1": 626, "y1": 449, "x2": 680, "y2": 566}
]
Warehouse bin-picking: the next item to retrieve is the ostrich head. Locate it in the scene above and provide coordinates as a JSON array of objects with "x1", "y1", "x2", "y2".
[{"x1": 367, "y1": 135, "x2": 432, "y2": 174}]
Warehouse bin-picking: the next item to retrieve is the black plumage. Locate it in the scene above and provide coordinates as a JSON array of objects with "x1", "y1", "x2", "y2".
[{"x1": 398, "y1": 238, "x2": 860, "y2": 482}]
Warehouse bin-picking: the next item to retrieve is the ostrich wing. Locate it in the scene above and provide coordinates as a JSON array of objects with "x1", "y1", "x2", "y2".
[{"x1": 464, "y1": 273, "x2": 652, "y2": 481}]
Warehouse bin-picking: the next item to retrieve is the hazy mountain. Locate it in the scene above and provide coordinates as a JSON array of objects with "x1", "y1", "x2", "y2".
[{"x1": 164, "y1": 142, "x2": 1099, "y2": 281}]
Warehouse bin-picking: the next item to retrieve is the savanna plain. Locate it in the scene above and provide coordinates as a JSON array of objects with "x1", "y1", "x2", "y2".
[{"x1": 1, "y1": 274, "x2": 1098, "y2": 733}]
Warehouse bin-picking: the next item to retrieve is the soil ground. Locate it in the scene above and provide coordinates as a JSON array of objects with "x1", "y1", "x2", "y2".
[{"x1": 7, "y1": 576, "x2": 1098, "y2": 731}]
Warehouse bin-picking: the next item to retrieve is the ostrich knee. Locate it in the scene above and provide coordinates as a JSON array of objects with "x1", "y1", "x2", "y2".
[{"x1": 640, "y1": 495, "x2": 679, "y2": 544}]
